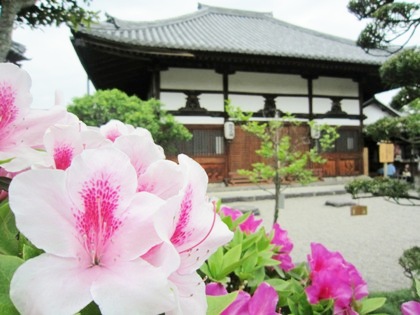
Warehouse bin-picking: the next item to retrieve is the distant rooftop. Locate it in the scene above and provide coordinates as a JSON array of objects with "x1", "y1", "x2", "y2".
[{"x1": 76, "y1": 3, "x2": 387, "y2": 65}]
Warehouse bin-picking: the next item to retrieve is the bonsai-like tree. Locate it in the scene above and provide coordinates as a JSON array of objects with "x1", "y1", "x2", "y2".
[
  {"x1": 226, "y1": 103, "x2": 339, "y2": 224},
  {"x1": 67, "y1": 89, "x2": 192, "y2": 154},
  {"x1": 347, "y1": 0, "x2": 420, "y2": 194},
  {"x1": 348, "y1": 0, "x2": 420, "y2": 110}
]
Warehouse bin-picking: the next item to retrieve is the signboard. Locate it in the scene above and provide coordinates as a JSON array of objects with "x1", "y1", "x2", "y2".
[
  {"x1": 351, "y1": 205, "x2": 368, "y2": 216},
  {"x1": 379, "y1": 143, "x2": 394, "y2": 163}
]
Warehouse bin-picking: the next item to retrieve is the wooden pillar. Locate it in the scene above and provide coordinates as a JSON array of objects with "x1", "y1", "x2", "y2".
[{"x1": 307, "y1": 77, "x2": 314, "y2": 121}]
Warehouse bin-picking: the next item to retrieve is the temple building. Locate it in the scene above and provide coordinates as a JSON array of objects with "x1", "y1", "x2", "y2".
[{"x1": 71, "y1": 4, "x2": 390, "y2": 183}]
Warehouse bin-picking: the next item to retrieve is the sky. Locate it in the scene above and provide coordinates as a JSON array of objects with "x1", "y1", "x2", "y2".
[{"x1": 11, "y1": 0, "x2": 417, "y2": 109}]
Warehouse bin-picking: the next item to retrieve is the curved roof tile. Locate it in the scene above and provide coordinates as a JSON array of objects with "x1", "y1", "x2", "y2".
[{"x1": 78, "y1": 4, "x2": 387, "y2": 65}]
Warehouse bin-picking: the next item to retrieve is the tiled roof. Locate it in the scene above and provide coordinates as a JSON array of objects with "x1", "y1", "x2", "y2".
[{"x1": 77, "y1": 4, "x2": 387, "y2": 65}]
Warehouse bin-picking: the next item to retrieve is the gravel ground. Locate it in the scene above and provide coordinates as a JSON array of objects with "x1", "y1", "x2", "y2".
[{"x1": 226, "y1": 194, "x2": 420, "y2": 293}]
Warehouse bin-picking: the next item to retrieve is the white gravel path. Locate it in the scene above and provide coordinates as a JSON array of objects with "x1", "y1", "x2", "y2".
[{"x1": 226, "y1": 195, "x2": 420, "y2": 293}]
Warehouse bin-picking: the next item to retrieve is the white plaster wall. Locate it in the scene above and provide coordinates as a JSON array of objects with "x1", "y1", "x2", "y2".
[
  {"x1": 312, "y1": 98, "x2": 359, "y2": 115},
  {"x1": 229, "y1": 72, "x2": 307, "y2": 94},
  {"x1": 161, "y1": 68, "x2": 222, "y2": 90},
  {"x1": 364, "y1": 105, "x2": 393, "y2": 125},
  {"x1": 160, "y1": 92, "x2": 224, "y2": 111},
  {"x1": 174, "y1": 116, "x2": 224, "y2": 125},
  {"x1": 276, "y1": 96, "x2": 308, "y2": 114},
  {"x1": 229, "y1": 94, "x2": 265, "y2": 112},
  {"x1": 341, "y1": 99, "x2": 360, "y2": 115},
  {"x1": 313, "y1": 97, "x2": 333, "y2": 114},
  {"x1": 160, "y1": 92, "x2": 185, "y2": 110},
  {"x1": 313, "y1": 77, "x2": 358, "y2": 97},
  {"x1": 320, "y1": 118, "x2": 360, "y2": 126}
]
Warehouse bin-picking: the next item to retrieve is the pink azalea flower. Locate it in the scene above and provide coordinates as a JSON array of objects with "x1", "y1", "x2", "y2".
[
  {"x1": 43, "y1": 123, "x2": 85, "y2": 170},
  {"x1": 100, "y1": 119, "x2": 152, "y2": 142},
  {"x1": 221, "y1": 205, "x2": 243, "y2": 221},
  {"x1": 112, "y1": 134, "x2": 185, "y2": 198},
  {"x1": 270, "y1": 223, "x2": 295, "y2": 272},
  {"x1": 146, "y1": 154, "x2": 233, "y2": 313},
  {"x1": 239, "y1": 213, "x2": 263, "y2": 234},
  {"x1": 401, "y1": 301, "x2": 420, "y2": 315},
  {"x1": 306, "y1": 243, "x2": 368, "y2": 314},
  {"x1": 0, "y1": 63, "x2": 32, "y2": 153},
  {"x1": 305, "y1": 268, "x2": 352, "y2": 306},
  {"x1": 206, "y1": 282, "x2": 228, "y2": 296},
  {"x1": 38, "y1": 115, "x2": 109, "y2": 171},
  {"x1": 207, "y1": 282, "x2": 280, "y2": 315},
  {"x1": 0, "y1": 63, "x2": 68, "y2": 172},
  {"x1": 9, "y1": 148, "x2": 177, "y2": 315},
  {"x1": 220, "y1": 206, "x2": 262, "y2": 234}
]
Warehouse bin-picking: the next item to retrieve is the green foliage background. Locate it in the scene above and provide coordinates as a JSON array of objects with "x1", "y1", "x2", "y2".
[{"x1": 67, "y1": 89, "x2": 192, "y2": 154}]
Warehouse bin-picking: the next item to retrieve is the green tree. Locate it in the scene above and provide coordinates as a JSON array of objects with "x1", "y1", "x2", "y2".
[
  {"x1": 348, "y1": 0, "x2": 420, "y2": 110},
  {"x1": 227, "y1": 104, "x2": 339, "y2": 224},
  {"x1": 348, "y1": 0, "x2": 419, "y2": 53},
  {"x1": 67, "y1": 89, "x2": 192, "y2": 153},
  {"x1": 364, "y1": 102, "x2": 420, "y2": 145},
  {"x1": 0, "y1": 0, "x2": 98, "y2": 62},
  {"x1": 379, "y1": 47, "x2": 420, "y2": 110}
]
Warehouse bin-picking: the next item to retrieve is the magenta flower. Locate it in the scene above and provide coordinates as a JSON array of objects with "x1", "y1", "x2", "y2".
[
  {"x1": 305, "y1": 243, "x2": 368, "y2": 314},
  {"x1": 206, "y1": 282, "x2": 228, "y2": 296},
  {"x1": 221, "y1": 205, "x2": 243, "y2": 221},
  {"x1": 401, "y1": 301, "x2": 420, "y2": 315},
  {"x1": 9, "y1": 148, "x2": 177, "y2": 314},
  {"x1": 207, "y1": 282, "x2": 280, "y2": 315},
  {"x1": 239, "y1": 213, "x2": 263, "y2": 234},
  {"x1": 270, "y1": 223, "x2": 295, "y2": 272}
]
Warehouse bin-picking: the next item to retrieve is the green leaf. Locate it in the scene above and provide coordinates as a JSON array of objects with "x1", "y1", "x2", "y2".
[
  {"x1": 0, "y1": 255, "x2": 24, "y2": 315},
  {"x1": 206, "y1": 291, "x2": 238, "y2": 315},
  {"x1": 207, "y1": 247, "x2": 225, "y2": 280},
  {"x1": 265, "y1": 278, "x2": 291, "y2": 292},
  {"x1": 0, "y1": 200, "x2": 19, "y2": 256},
  {"x1": 200, "y1": 262, "x2": 211, "y2": 278},
  {"x1": 22, "y1": 243, "x2": 43, "y2": 261},
  {"x1": 221, "y1": 244, "x2": 242, "y2": 270},
  {"x1": 359, "y1": 297, "x2": 387, "y2": 315},
  {"x1": 79, "y1": 302, "x2": 102, "y2": 315},
  {"x1": 415, "y1": 278, "x2": 420, "y2": 297}
]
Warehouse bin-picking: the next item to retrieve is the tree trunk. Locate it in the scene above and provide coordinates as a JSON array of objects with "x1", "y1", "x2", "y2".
[{"x1": 0, "y1": 0, "x2": 36, "y2": 62}]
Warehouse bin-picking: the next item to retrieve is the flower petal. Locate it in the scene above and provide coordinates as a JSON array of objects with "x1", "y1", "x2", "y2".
[
  {"x1": 106, "y1": 192, "x2": 168, "y2": 261},
  {"x1": 91, "y1": 259, "x2": 176, "y2": 315},
  {"x1": 401, "y1": 301, "x2": 420, "y2": 315},
  {"x1": 10, "y1": 254, "x2": 94, "y2": 315},
  {"x1": 114, "y1": 134, "x2": 165, "y2": 178},
  {"x1": 167, "y1": 272, "x2": 207, "y2": 315},
  {"x1": 66, "y1": 148, "x2": 138, "y2": 214},
  {"x1": 9, "y1": 169, "x2": 77, "y2": 257},
  {"x1": 248, "y1": 282, "x2": 280, "y2": 315},
  {"x1": 138, "y1": 159, "x2": 184, "y2": 198},
  {"x1": 206, "y1": 282, "x2": 228, "y2": 296},
  {"x1": 178, "y1": 214, "x2": 233, "y2": 274},
  {"x1": 221, "y1": 291, "x2": 250, "y2": 315},
  {"x1": 43, "y1": 124, "x2": 84, "y2": 170}
]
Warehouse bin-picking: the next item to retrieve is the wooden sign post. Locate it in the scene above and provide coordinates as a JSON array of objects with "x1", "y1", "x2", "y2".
[{"x1": 379, "y1": 143, "x2": 394, "y2": 178}]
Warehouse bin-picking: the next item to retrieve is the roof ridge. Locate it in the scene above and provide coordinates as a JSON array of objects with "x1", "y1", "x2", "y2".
[
  {"x1": 197, "y1": 3, "x2": 273, "y2": 18},
  {"x1": 96, "y1": 4, "x2": 274, "y2": 30}
]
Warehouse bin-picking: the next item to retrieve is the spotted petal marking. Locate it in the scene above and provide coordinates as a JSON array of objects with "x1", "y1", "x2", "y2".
[
  {"x1": 0, "y1": 82, "x2": 18, "y2": 138},
  {"x1": 53, "y1": 143, "x2": 74, "y2": 170},
  {"x1": 170, "y1": 185, "x2": 193, "y2": 247},
  {"x1": 75, "y1": 174, "x2": 122, "y2": 266}
]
